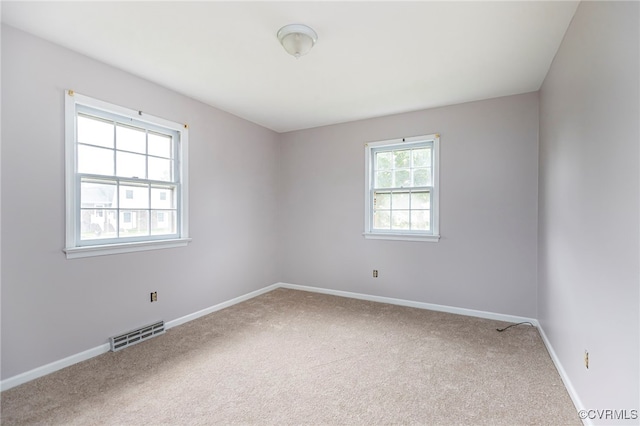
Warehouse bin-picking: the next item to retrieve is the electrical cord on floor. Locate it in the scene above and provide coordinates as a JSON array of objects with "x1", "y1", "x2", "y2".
[{"x1": 496, "y1": 321, "x2": 535, "y2": 332}]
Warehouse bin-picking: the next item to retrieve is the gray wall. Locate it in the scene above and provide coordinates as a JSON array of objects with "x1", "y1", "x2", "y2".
[
  {"x1": 1, "y1": 25, "x2": 281, "y2": 379},
  {"x1": 538, "y1": 0, "x2": 639, "y2": 416},
  {"x1": 279, "y1": 93, "x2": 540, "y2": 318}
]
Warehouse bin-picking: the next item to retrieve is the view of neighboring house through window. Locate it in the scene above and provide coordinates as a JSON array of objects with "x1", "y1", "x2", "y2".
[
  {"x1": 364, "y1": 134, "x2": 440, "y2": 242},
  {"x1": 65, "y1": 91, "x2": 190, "y2": 258}
]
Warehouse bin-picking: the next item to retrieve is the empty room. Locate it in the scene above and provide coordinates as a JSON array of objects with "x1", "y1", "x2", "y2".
[{"x1": 1, "y1": 1, "x2": 638, "y2": 425}]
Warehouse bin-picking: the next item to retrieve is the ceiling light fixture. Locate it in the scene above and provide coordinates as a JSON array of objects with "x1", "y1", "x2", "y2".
[{"x1": 277, "y1": 24, "x2": 317, "y2": 59}]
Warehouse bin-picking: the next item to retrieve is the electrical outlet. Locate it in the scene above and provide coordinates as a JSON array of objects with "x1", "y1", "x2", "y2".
[
  {"x1": 150, "y1": 292, "x2": 158, "y2": 302},
  {"x1": 584, "y1": 350, "x2": 589, "y2": 369},
  {"x1": 373, "y1": 270, "x2": 378, "y2": 278}
]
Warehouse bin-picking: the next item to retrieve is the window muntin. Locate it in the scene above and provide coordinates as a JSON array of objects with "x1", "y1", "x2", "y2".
[
  {"x1": 65, "y1": 91, "x2": 190, "y2": 258},
  {"x1": 364, "y1": 134, "x2": 440, "y2": 242}
]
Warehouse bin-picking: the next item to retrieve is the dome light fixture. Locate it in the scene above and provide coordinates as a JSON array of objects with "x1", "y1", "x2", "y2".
[{"x1": 277, "y1": 24, "x2": 318, "y2": 59}]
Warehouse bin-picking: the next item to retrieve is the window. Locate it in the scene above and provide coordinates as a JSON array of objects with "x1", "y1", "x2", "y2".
[
  {"x1": 64, "y1": 91, "x2": 190, "y2": 258},
  {"x1": 364, "y1": 134, "x2": 440, "y2": 242}
]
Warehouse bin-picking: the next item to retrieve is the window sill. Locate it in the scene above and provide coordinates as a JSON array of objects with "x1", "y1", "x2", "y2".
[
  {"x1": 64, "y1": 238, "x2": 192, "y2": 259},
  {"x1": 363, "y1": 232, "x2": 440, "y2": 242}
]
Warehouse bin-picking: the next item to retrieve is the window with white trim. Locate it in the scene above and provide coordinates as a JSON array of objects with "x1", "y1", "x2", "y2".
[
  {"x1": 364, "y1": 134, "x2": 440, "y2": 242},
  {"x1": 64, "y1": 91, "x2": 190, "y2": 258}
]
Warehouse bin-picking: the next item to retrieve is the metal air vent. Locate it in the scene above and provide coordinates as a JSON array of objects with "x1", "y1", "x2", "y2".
[{"x1": 110, "y1": 321, "x2": 165, "y2": 352}]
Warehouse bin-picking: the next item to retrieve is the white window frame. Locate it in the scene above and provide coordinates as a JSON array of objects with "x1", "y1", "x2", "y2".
[
  {"x1": 363, "y1": 133, "x2": 440, "y2": 242},
  {"x1": 64, "y1": 90, "x2": 191, "y2": 259}
]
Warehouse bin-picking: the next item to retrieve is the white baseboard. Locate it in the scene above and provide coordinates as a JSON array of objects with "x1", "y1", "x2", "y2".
[
  {"x1": 0, "y1": 283, "x2": 280, "y2": 392},
  {"x1": 165, "y1": 283, "x2": 280, "y2": 330},
  {"x1": 537, "y1": 323, "x2": 588, "y2": 426},
  {"x1": 277, "y1": 282, "x2": 539, "y2": 325},
  {"x1": 0, "y1": 343, "x2": 111, "y2": 392},
  {"x1": 279, "y1": 282, "x2": 585, "y2": 422},
  {"x1": 4, "y1": 279, "x2": 579, "y2": 412}
]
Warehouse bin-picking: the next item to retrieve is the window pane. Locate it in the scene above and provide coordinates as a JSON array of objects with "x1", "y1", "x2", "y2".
[
  {"x1": 116, "y1": 151, "x2": 146, "y2": 178},
  {"x1": 411, "y1": 210, "x2": 430, "y2": 231},
  {"x1": 116, "y1": 124, "x2": 146, "y2": 154},
  {"x1": 77, "y1": 115, "x2": 114, "y2": 148},
  {"x1": 148, "y1": 157, "x2": 173, "y2": 182},
  {"x1": 413, "y1": 168, "x2": 431, "y2": 186},
  {"x1": 151, "y1": 210, "x2": 176, "y2": 235},
  {"x1": 78, "y1": 145, "x2": 114, "y2": 175},
  {"x1": 70, "y1": 94, "x2": 188, "y2": 252},
  {"x1": 119, "y1": 210, "x2": 149, "y2": 237},
  {"x1": 148, "y1": 132, "x2": 172, "y2": 158},
  {"x1": 392, "y1": 192, "x2": 410, "y2": 209},
  {"x1": 80, "y1": 209, "x2": 117, "y2": 240},
  {"x1": 411, "y1": 192, "x2": 430, "y2": 209},
  {"x1": 394, "y1": 150, "x2": 410, "y2": 168},
  {"x1": 151, "y1": 186, "x2": 176, "y2": 209},
  {"x1": 81, "y1": 180, "x2": 117, "y2": 208},
  {"x1": 394, "y1": 169, "x2": 410, "y2": 187},
  {"x1": 373, "y1": 210, "x2": 391, "y2": 229},
  {"x1": 412, "y1": 148, "x2": 431, "y2": 167},
  {"x1": 374, "y1": 192, "x2": 390, "y2": 209},
  {"x1": 375, "y1": 171, "x2": 392, "y2": 188},
  {"x1": 119, "y1": 184, "x2": 149, "y2": 208},
  {"x1": 375, "y1": 152, "x2": 392, "y2": 170},
  {"x1": 366, "y1": 136, "x2": 438, "y2": 238},
  {"x1": 391, "y1": 210, "x2": 410, "y2": 230}
]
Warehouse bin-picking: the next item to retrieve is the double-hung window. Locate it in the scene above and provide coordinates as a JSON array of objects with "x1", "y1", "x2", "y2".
[
  {"x1": 364, "y1": 134, "x2": 440, "y2": 242},
  {"x1": 64, "y1": 91, "x2": 190, "y2": 258}
]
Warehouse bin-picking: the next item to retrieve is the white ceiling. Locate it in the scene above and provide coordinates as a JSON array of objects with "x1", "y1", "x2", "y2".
[{"x1": 1, "y1": 1, "x2": 579, "y2": 133}]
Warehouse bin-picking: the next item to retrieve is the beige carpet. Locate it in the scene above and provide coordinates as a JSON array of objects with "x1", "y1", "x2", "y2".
[{"x1": 1, "y1": 288, "x2": 580, "y2": 425}]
